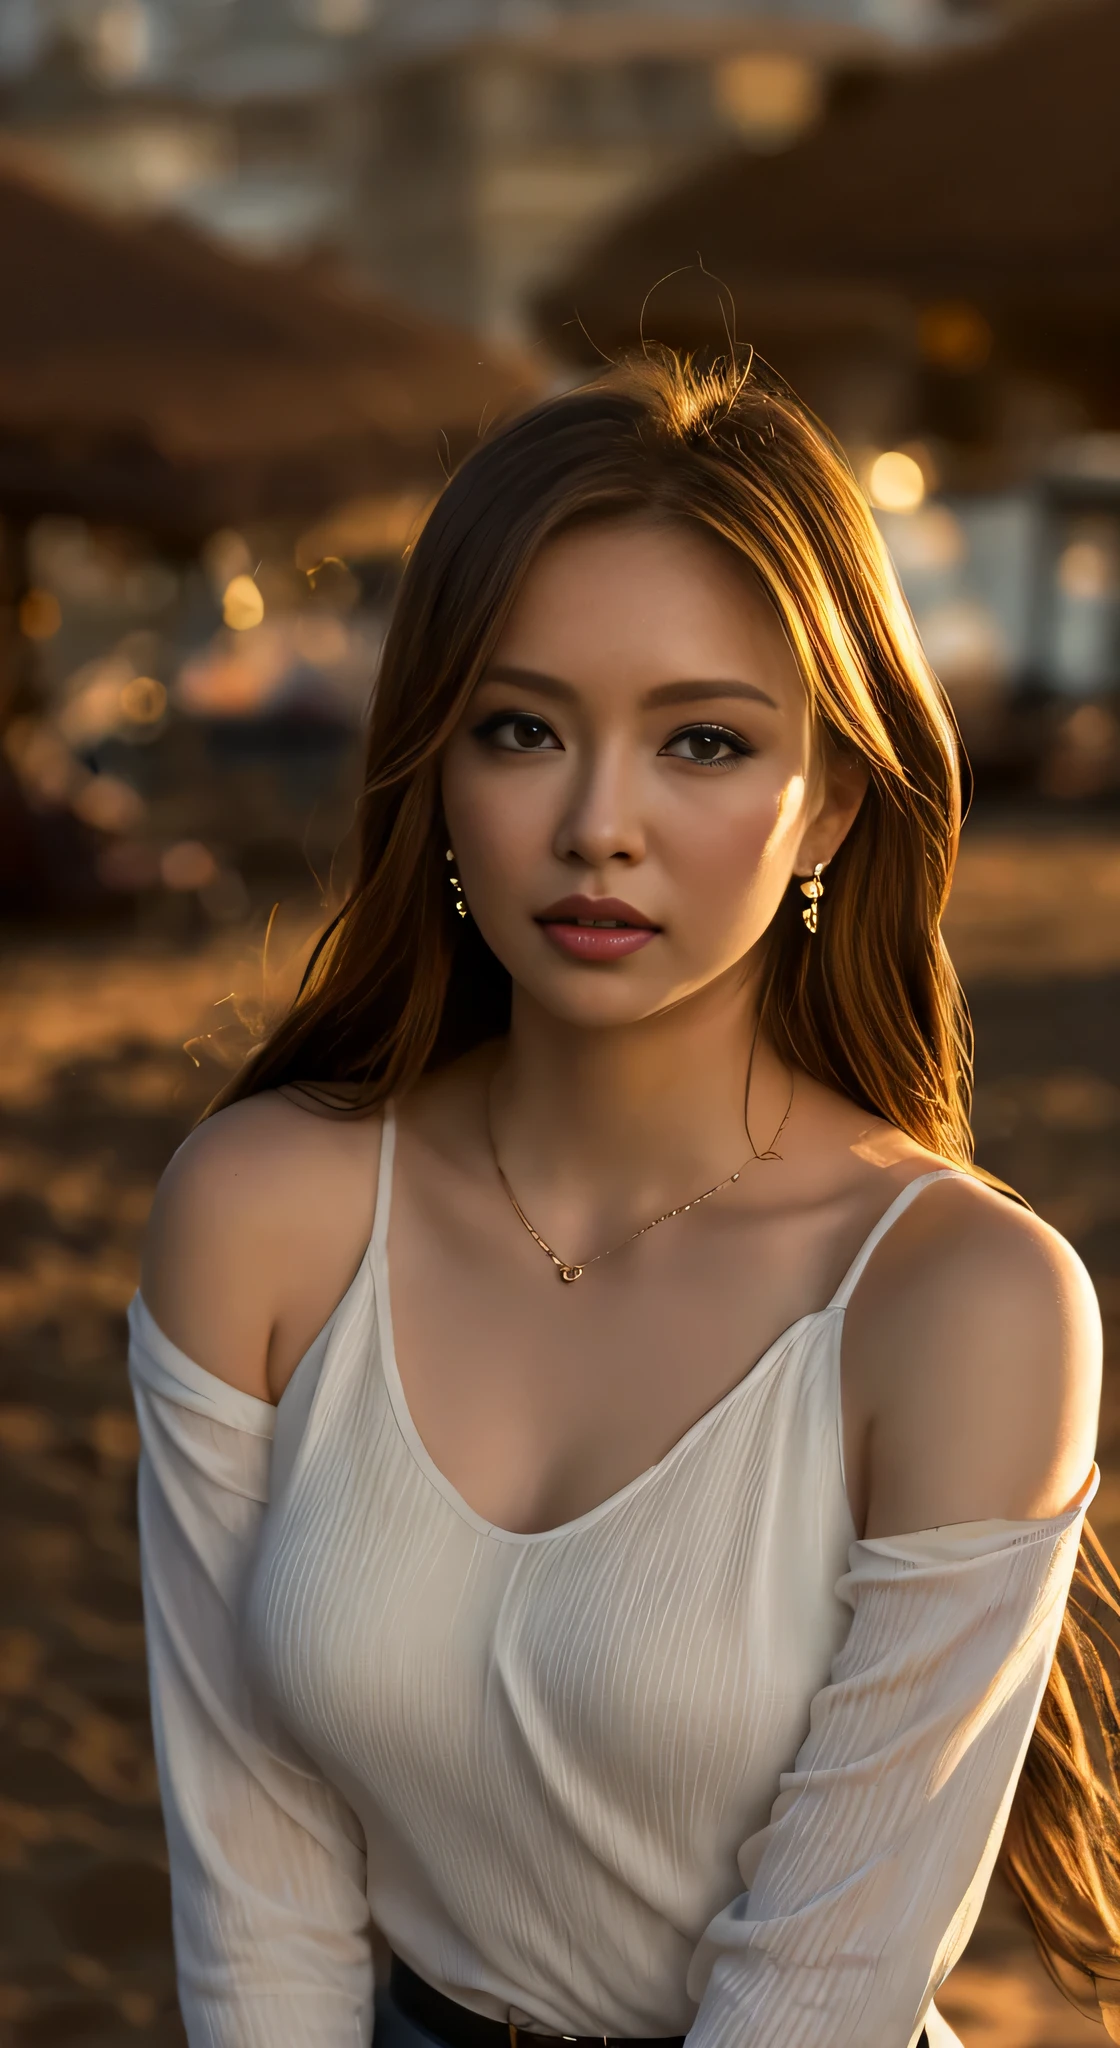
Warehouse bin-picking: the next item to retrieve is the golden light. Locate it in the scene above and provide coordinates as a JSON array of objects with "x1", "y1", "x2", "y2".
[
  {"x1": 222, "y1": 575, "x2": 265, "y2": 631},
  {"x1": 160, "y1": 841, "x2": 219, "y2": 892},
  {"x1": 868, "y1": 452, "x2": 927, "y2": 515},
  {"x1": 295, "y1": 490, "x2": 434, "y2": 569},
  {"x1": 19, "y1": 588, "x2": 62, "y2": 640},
  {"x1": 71, "y1": 774, "x2": 146, "y2": 833},
  {"x1": 305, "y1": 555, "x2": 360, "y2": 611},
  {"x1": 714, "y1": 53, "x2": 823, "y2": 150},
  {"x1": 57, "y1": 663, "x2": 132, "y2": 747},
  {"x1": 3, "y1": 715, "x2": 77, "y2": 804},
  {"x1": 119, "y1": 673, "x2": 168, "y2": 724},
  {"x1": 919, "y1": 302, "x2": 993, "y2": 373},
  {"x1": 203, "y1": 527, "x2": 252, "y2": 597}
]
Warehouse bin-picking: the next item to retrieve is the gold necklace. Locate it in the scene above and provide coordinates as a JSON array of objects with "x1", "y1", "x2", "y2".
[{"x1": 488, "y1": 1034, "x2": 794, "y2": 1284}]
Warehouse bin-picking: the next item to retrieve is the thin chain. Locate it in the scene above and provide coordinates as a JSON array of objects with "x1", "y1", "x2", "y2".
[
  {"x1": 743, "y1": 1011, "x2": 794, "y2": 1162},
  {"x1": 487, "y1": 1036, "x2": 795, "y2": 1284},
  {"x1": 492, "y1": 1147, "x2": 749, "y2": 1283}
]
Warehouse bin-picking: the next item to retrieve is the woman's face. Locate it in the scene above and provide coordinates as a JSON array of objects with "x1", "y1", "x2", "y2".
[{"x1": 440, "y1": 517, "x2": 863, "y2": 1031}]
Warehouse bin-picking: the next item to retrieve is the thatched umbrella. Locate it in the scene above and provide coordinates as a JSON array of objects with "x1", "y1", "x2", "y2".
[
  {"x1": 537, "y1": 0, "x2": 1120, "y2": 427},
  {"x1": 0, "y1": 161, "x2": 539, "y2": 545},
  {"x1": 0, "y1": 164, "x2": 539, "y2": 909}
]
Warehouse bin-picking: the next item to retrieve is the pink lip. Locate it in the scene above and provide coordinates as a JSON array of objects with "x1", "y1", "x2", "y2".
[
  {"x1": 536, "y1": 895, "x2": 661, "y2": 964},
  {"x1": 542, "y1": 924, "x2": 657, "y2": 962}
]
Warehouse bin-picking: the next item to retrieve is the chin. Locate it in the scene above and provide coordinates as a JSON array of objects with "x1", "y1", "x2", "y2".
[{"x1": 513, "y1": 962, "x2": 694, "y2": 1031}]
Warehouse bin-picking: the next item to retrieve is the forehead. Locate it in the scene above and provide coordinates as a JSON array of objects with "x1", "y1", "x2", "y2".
[{"x1": 492, "y1": 516, "x2": 803, "y2": 704}]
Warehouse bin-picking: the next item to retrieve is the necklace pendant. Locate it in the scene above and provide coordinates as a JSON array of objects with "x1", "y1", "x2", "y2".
[{"x1": 559, "y1": 1265, "x2": 584, "y2": 1284}]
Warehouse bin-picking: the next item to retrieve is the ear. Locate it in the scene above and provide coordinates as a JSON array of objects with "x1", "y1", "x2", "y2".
[{"x1": 794, "y1": 743, "x2": 870, "y2": 877}]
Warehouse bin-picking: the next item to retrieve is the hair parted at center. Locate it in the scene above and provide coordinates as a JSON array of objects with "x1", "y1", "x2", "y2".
[
  {"x1": 211, "y1": 348, "x2": 1120, "y2": 2022},
  {"x1": 217, "y1": 349, "x2": 970, "y2": 1155}
]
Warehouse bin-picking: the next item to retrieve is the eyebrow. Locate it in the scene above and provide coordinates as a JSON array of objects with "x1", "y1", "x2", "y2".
[{"x1": 481, "y1": 664, "x2": 780, "y2": 712}]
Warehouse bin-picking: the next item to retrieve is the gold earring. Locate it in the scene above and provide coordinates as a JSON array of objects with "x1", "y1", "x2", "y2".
[
  {"x1": 445, "y1": 848, "x2": 468, "y2": 920},
  {"x1": 800, "y1": 862, "x2": 825, "y2": 935}
]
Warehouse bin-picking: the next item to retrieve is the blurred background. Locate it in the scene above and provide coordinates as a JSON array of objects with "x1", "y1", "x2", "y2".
[{"x1": 1, "y1": 2, "x2": 1118, "y2": 2043}]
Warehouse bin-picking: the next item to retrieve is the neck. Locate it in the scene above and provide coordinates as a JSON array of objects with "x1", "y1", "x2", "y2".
[{"x1": 488, "y1": 964, "x2": 793, "y2": 1229}]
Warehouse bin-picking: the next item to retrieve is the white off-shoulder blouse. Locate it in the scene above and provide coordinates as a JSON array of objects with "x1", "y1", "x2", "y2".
[{"x1": 128, "y1": 1110, "x2": 1097, "y2": 2048}]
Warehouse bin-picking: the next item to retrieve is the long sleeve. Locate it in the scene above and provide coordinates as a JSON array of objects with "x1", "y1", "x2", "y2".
[
  {"x1": 128, "y1": 1295, "x2": 375, "y2": 2048},
  {"x1": 684, "y1": 1473, "x2": 1098, "y2": 2048}
]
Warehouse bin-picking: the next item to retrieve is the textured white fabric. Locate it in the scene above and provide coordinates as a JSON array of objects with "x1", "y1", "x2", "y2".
[{"x1": 129, "y1": 1111, "x2": 1097, "y2": 2048}]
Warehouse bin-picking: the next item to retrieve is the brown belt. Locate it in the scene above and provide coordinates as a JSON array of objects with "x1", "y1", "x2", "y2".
[
  {"x1": 389, "y1": 1956, "x2": 687, "y2": 2048},
  {"x1": 389, "y1": 1953, "x2": 930, "y2": 2048}
]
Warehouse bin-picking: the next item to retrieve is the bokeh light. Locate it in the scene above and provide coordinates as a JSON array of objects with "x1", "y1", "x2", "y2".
[
  {"x1": 918, "y1": 302, "x2": 994, "y2": 373},
  {"x1": 71, "y1": 774, "x2": 146, "y2": 833},
  {"x1": 868, "y1": 452, "x2": 927, "y2": 514},
  {"x1": 119, "y1": 674, "x2": 168, "y2": 724},
  {"x1": 19, "y1": 588, "x2": 62, "y2": 640},
  {"x1": 1058, "y1": 538, "x2": 1119, "y2": 600},
  {"x1": 159, "y1": 841, "x2": 220, "y2": 891},
  {"x1": 713, "y1": 53, "x2": 823, "y2": 150},
  {"x1": 222, "y1": 575, "x2": 265, "y2": 631}
]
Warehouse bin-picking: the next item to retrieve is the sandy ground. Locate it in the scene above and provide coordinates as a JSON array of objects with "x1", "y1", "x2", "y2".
[{"x1": 0, "y1": 817, "x2": 1118, "y2": 2048}]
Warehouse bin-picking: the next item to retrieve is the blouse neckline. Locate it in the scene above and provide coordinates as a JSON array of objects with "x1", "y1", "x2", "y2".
[{"x1": 368, "y1": 1104, "x2": 966, "y2": 1549}]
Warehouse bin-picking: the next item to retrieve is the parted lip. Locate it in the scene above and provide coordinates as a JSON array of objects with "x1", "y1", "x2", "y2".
[{"x1": 536, "y1": 894, "x2": 660, "y2": 928}]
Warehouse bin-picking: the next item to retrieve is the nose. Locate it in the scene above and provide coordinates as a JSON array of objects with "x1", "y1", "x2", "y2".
[{"x1": 552, "y1": 737, "x2": 646, "y2": 870}]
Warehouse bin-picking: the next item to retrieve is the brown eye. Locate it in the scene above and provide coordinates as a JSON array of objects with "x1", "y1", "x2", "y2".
[
  {"x1": 661, "y1": 724, "x2": 750, "y2": 767},
  {"x1": 510, "y1": 717, "x2": 554, "y2": 750},
  {"x1": 476, "y1": 711, "x2": 563, "y2": 753},
  {"x1": 685, "y1": 732, "x2": 726, "y2": 763}
]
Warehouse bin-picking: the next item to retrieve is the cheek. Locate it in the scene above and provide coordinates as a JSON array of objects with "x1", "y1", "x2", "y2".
[
  {"x1": 440, "y1": 747, "x2": 558, "y2": 915},
  {"x1": 444, "y1": 751, "x2": 543, "y2": 859},
  {"x1": 663, "y1": 771, "x2": 808, "y2": 941}
]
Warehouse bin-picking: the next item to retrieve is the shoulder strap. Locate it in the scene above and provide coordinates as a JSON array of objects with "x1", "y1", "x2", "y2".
[
  {"x1": 828, "y1": 1168, "x2": 971, "y2": 1312},
  {"x1": 370, "y1": 1101, "x2": 397, "y2": 1260}
]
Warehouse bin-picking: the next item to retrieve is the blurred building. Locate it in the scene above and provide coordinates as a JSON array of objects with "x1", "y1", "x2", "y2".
[
  {"x1": 3, "y1": 0, "x2": 1113, "y2": 865},
  {"x1": 359, "y1": 0, "x2": 1035, "y2": 344},
  {"x1": 0, "y1": 0, "x2": 1049, "y2": 347},
  {"x1": 0, "y1": 0, "x2": 374, "y2": 258}
]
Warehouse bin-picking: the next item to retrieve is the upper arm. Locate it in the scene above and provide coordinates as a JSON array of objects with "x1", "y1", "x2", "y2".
[
  {"x1": 140, "y1": 1093, "x2": 381, "y2": 1403},
  {"x1": 843, "y1": 1177, "x2": 1102, "y2": 1537}
]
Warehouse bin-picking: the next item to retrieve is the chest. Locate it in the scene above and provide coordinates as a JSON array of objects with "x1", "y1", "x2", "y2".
[
  {"x1": 248, "y1": 1300, "x2": 854, "y2": 1868},
  {"x1": 386, "y1": 1194, "x2": 848, "y2": 1538}
]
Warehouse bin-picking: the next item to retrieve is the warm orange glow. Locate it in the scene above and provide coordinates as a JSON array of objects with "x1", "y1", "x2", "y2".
[
  {"x1": 71, "y1": 775, "x2": 146, "y2": 833},
  {"x1": 919, "y1": 303, "x2": 993, "y2": 373},
  {"x1": 19, "y1": 589, "x2": 62, "y2": 640},
  {"x1": 305, "y1": 556, "x2": 360, "y2": 610},
  {"x1": 714, "y1": 53, "x2": 822, "y2": 148},
  {"x1": 203, "y1": 528, "x2": 253, "y2": 598},
  {"x1": 295, "y1": 491, "x2": 433, "y2": 568},
  {"x1": 222, "y1": 575, "x2": 265, "y2": 631},
  {"x1": 119, "y1": 674, "x2": 168, "y2": 724},
  {"x1": 160, "y1": 841, "x2": 219, "y2": 892}
]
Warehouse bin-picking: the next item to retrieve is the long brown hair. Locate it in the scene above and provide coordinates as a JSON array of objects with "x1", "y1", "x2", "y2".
[{"x1": 213, "y1": 349, "x2": 1120, "y2": 2018}]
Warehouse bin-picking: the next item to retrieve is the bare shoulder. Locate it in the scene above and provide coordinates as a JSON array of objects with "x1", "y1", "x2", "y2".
[
  {"x1": 141, "y1": 1088, "x2": 383, "y2": 1403},
  {"x1": 844, "y1": 1173, "x2": 1101, "y2": 1536}
]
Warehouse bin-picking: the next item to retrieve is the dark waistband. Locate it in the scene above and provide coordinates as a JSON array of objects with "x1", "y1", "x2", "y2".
[
  {"x1": 389, "y1": 1956, "x2": 686, "y2": 2048},
  {"x1": 388, "y1": 1953, "x2": 928, "y2": 2048}
]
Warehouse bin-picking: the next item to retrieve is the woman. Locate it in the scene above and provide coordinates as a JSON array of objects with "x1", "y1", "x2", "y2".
[{"x1": 131, "y1": 353, "x2": 1119, "y2": 2048}]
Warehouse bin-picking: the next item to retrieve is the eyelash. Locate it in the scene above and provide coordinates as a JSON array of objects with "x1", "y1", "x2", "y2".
[
  {"x1": 472, "y1": 711, "x2": 559, "y2": 751},
  {"x1": 662, "y1": 722, "x2": 754, "y2": 769},
  {"x1": 471, "y1": 712, "x2": 754, "y2": 769}
]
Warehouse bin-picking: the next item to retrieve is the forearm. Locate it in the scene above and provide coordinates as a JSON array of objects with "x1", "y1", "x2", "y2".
[{"x1": 685, "y1": 1490, "x2": 1093, "y2": 2048}]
